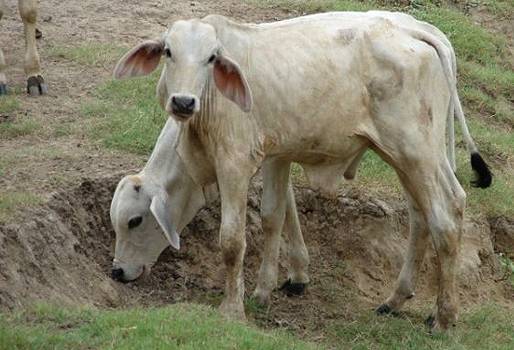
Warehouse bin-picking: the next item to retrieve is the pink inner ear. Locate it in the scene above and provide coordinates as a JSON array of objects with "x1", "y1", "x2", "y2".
[
  {"x1": 213, "y1": 57, "x2": 251, "y2": 112},
  {"x1": 114, "y1": 41, "x2": 163, "y2": 79}
]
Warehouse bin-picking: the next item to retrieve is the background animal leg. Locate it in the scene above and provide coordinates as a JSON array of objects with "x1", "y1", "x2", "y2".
[{"x1": 18, "y1": 0, "x2": 47, "y2": 95}]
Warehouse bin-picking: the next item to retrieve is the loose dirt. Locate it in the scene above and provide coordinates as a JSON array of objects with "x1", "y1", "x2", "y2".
[{"x1": 0, "y1": 176, "x2": 512, "y2": 337}]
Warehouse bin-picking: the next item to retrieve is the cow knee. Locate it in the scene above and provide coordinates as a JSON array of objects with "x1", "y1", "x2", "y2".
[
  {"x1": 261, "y1": 205, "x2": 285, "y2": 235},
  {"x1": 220, "y1": 229, "x2": 246, "y2": 267}
]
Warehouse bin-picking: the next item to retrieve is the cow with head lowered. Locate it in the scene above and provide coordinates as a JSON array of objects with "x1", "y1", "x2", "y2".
[
  {"x1": 113, "y1": 11, "x2": 492, "y2": 331},
  {"x1": 110, "y1": 118, "x2": 310, "y2": 297}
]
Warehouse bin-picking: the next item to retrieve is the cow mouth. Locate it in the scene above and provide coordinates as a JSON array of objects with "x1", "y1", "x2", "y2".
[
  {"x1": 119, "y1": 265, "x2": 148, "y2": 283},
  {"x1": 169, "y1": 112, "x2": 193, "y2": 122}
]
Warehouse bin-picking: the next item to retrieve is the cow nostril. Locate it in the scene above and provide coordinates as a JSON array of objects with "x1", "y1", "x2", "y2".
[
  {"x1": 171, "y1": 96, "x2": 195, "y2": 114},
  {"x1": 111, "y1": 268, "x2": 124, "y2": 281}
]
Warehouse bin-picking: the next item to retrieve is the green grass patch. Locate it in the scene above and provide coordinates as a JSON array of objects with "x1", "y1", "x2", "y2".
[
  {"x1": 1, "y1": 303, "x2": 513, "y2": 349},
  {"x1": 0, "y1": 303, "x2": 319, "y2": 350},
  {"x1": 250, "y1": 0, "x2": 378, "y2": 12},
  {"x1": 410, "y1": 5, "x2": 508, "y2": 65},
  {"x1": 0, "y1": 95, "x2": 20, "y2": 115},
  {"x1": 499, "y1": 255, "x2": 514, "y2": 288},
  {"x1": 48, "y1": 42, "x2": 127, "y2": 67},
  {"x1": 0, "y1": 192, "x2": 42, "y2": 223},
  {"x1": 327, "y1": 304, "x2": 514, "y2": 350},
  {"x1": 82, "y1": 71, "x2": 166, "y2": 154},
  {"x1": 0, "y1": 118, "x2": 40, "y2": 139}
]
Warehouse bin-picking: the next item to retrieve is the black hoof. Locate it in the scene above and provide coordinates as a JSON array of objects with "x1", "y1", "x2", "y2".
[
  {"x1": 375, "y1": 304, "x2": 392, "y2": 315},
  {"x1": 27, "y1": 75, "x2": 48, "y2": 96},
  {"x1": 279, "y1": 279, "x2": 306, "y2": 296},
  {"x1": 0, "y1": 83, "x2": 7, "y2": 95},
  {"x1": 425, "y1": 314, "x2": 435, "y2": 328},
  {"x1": 35, "y1": 28, "x2": 43, "y2": 39}
]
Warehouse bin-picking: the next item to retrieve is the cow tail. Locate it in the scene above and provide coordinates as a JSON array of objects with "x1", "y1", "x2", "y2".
[{"x1": 402, "y1": 27, "x2": 492, "y2": 188}]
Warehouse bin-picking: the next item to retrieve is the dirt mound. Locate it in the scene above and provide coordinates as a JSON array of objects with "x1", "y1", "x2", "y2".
[{"x1": 0, "y1": 176, "x2": 511, "y2": 332}]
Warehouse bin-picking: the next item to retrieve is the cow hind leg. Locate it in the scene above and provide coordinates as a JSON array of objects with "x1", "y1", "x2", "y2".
[
  {"x1": 18, "y1": 0, "x2": 47, "y2": 95},
  {"x1": 425, "y1": 163, "x2": 465, "y2": 331},
  {"x1": 384, "y1": 153, "x2": 465, "y2": 330}
]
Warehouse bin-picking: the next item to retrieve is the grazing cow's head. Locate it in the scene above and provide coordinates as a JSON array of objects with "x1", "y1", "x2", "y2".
[
  {"x1": 109, "y1": 174, "x2": 206, "y2": 282},
  {"x1": 113, "y1": 19, "x2": 252, "y2": 122}
]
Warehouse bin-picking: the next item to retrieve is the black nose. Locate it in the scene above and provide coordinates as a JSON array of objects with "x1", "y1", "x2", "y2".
[
  {"x1": 111, "y1": 268, "x2": 124, "y2": 282},
  {"x1": 171, "y1": 96, "x2": 195, "y2": 115}
]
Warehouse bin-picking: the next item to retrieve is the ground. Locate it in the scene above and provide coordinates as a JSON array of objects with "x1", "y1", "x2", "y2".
[{"x1": 0, "y1": 0, "x2": 513, "y2": 349}]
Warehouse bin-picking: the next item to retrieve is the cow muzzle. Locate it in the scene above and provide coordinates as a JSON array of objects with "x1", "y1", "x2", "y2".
[
  {"x1": 168, "y1": 94, "x2": 199, "y2": 121},
  {"x1": 111, "y1": 261, "x2": 151, "y2": 283},
  {"x1": 111, "y1": 268, "x2": 126, "y2": 282}
]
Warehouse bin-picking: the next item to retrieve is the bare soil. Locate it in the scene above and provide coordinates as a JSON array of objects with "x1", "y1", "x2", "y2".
[
  {"x1": 0, "y1": 0, "x2": 513, "y2": 340},
  {"x1": 0, "y1": 176, "x2": 512, "y2": 336}
]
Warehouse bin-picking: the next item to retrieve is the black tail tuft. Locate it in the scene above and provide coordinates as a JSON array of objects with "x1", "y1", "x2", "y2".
[{"x1": 470, "y1": 152, "x2": 492, "y2": 188}]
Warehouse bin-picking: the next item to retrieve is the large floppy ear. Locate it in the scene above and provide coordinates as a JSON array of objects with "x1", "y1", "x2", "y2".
[
  {"x1": 150, "y1": 192, "x2": 180, "y2": 250},
  {"x1": 213, "y1": 54, "x2": 253, "y2": 112},
  {"x1": 114, "y1": 40, "x2": 164, "y2": 79}
]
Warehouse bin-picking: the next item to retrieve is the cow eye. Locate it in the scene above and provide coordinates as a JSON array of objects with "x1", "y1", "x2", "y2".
[
  {"x1": 128, "y1": 216, "x2": 143, "y2": 229},
  {"x1": 208, "y1": 54, "x2": 216, "y2": 64},
  {"x1": 164, "y1": 48, "x2": 172, "y2": 58}
]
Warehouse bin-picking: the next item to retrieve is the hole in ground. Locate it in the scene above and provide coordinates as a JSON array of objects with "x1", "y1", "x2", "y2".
[{"x1": 0, "y1": 175, "x2": 509, "y2": 334}]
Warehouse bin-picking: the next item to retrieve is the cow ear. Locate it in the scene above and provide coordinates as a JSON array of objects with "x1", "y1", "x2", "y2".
[
  {"x1": 114, "y1": 40, "x2": 164, "y2": 79},
  {"x1": 150, "y1": 192, "x2": 180, "y2": 250},
  {"x1": 213, "y1": 55, "x2": 252, "y2": 112}
]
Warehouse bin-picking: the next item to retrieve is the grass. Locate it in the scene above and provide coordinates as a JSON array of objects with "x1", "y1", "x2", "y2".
[
  {"x1": 327, "y1": 304, "x2": 514, "y2": 350},
  {"x1": 1, "y1": 303, "x2": 513, "y2": 349},
  {"x1": 0, "y1": 95, "x2": 20, "y2": 115},
  {"x1": 0, "y1": 192, "x2": 42, "y2": 223},
  {"x1": 82, "y1": 71, "x2": 166, "y2": 154},
  {"x1": 0, "y1": 118, "x2": 41, "y2": 139},
  {"x1": 499, "y1": 255, "x2": 514, "y2": 288},
  {"x1": 48, "y1": 42, "x2": 128, "y2": 68},
  {"x1": 0, "y1": 303, "x2": 319, "y2": 350}
]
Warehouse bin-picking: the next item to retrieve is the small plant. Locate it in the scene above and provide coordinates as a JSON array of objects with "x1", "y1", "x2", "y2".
[{"x1": 499, "y1": 253, "x2": 514, "y2": 287}]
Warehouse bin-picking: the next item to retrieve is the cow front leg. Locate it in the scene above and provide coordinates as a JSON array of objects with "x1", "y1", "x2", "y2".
[
  {"x1": 217, "y1": 169, "x2": 250, "y2": 321},
  {"x1": 18, "y1": 0, "x2": 47, "y2": 95},
  {"x1": 281, "y1": 181, "x2": 310, "y2": 295},
  {"x1": 253, "y1": 159, "x2": 291, "y2": 304}
]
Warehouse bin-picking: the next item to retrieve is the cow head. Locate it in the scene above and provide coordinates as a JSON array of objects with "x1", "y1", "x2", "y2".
[
  {"x1": 109, "y1": 173, "x2": 206, "y2": 282},
  {"x1": 113, "y1": 19, "x2": 252, "y2": 122}
]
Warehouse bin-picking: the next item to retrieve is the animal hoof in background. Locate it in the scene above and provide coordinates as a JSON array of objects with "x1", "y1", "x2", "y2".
[
  {"x1": 279, "y1": 279, "x2": 306, "y2": 296},
  {"x1": 0, "y1": 83, "x2": 7, "y2": 96},
  {"x1": 35, "y1": 28, "x2": 43, "y2": 39},
  {"x1": 27, "y1": 75, "x2": 48, "y2": 96},
  {"x1": 219, "y1": 301, "x2": 246, "y2": 322}
]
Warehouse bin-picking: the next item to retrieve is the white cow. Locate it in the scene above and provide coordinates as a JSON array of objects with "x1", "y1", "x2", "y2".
[
  {"x1": 113, "y1": 11, "x2": 492, "y2": 330},
  {"x1": 0, "y1": 0, "x2": 47, "y2": 95},
  {"x1": 110, "y1": 118, "x2": 310, "y2": 295}
]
